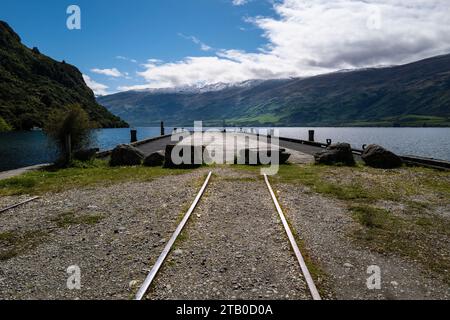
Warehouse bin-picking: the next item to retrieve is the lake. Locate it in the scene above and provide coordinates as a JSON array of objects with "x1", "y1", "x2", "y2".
[{"x1": 0, "y1": 127, "x2": 449, "y2": 172}]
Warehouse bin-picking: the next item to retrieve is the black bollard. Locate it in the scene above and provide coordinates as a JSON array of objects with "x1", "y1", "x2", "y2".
[
  {"x1": 160, "y1": 121, "x2": 165, "y2": 136},
  {"x1": 308, "y1": 130, "x2": 315, "y2": 142},
  {"x1": 130, "y1": 129, "x2": 137, "y2": 143}
]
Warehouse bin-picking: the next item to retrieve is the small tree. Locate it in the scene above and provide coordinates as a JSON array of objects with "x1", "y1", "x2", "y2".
[
  {"x1": 0, "y1": 116, "x2": 12, "y2": 132},
  {"x1": 44, "y1": 104, "x2": 92, "y2": 165}
]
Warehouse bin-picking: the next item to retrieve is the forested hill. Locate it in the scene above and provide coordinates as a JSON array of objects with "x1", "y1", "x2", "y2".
[
  {"x1": 99, "y1": 54, "x2": 450, "y2": 127},
  {"x1": 0, "y1": 21, "x2": 128, "y2": 131}
]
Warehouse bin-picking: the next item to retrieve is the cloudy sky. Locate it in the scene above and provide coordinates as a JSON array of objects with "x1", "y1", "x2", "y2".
[{"x1": 2, "y1": 0, "x2": 450, "y2": 95}]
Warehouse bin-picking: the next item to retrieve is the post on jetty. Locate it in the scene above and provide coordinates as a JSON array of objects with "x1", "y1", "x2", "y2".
[
  {"x1": 308, "y1": 130, "x2": 315, "y2": 142},
  {"x1": 160, "y1": 121, "x2": 165, "y2": 136},
  {"x1": 130, "y1": 129, "x2": 137, "y2": 143}
]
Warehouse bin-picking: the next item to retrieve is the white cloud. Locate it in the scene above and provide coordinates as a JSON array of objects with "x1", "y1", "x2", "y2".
[
  {"x1": 125, "y1": 0, "x2": 450, "y2": 90},
  {"x1": 82, "y1": 75, "x2": 110, "y2": 96},
  {"x1": 232, "y1": 0, "x2": 249, "y2": 6},
  {"x1": 91, "y1": 68, "x2": 124, "y2": 77},
  {"x1": 116, "y1": 56, "x2": 138, "y2": 63},
  {"x1": 178, "y1": 33, "x2": 212, "y2": 51}
]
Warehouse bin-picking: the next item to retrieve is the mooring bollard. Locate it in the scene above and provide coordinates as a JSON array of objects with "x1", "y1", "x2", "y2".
[
  {"x1": 130, "y1": 129, "x2": 137, "y2": 143},
  {"x1": 308, "y1": 130, "x2": 315, "y2": 142},
  {"x1": 160, "y1": 121, "x2": 165, "y2": 136}
]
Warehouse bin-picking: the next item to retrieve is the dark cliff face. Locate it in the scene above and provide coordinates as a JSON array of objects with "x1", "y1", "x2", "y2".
[{"x1": 0, "y1": 21, "x2": 128, "y2": 130}]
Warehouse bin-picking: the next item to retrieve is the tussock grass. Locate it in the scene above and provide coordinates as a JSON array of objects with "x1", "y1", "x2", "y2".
[
  {"x1": 52, "y1": 211, "x2": 104, "y2": 228},
  {"x1": 0, "y1": 160, "x2": 194, "y2": 196},
  {"x1": 0, "y1": 230, "x2": 47, "y2": 261}
]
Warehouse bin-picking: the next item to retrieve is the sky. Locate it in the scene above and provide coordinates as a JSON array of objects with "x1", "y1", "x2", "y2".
[{"x1": 1, "y1": 0, "x2": 450, "y2": 96}]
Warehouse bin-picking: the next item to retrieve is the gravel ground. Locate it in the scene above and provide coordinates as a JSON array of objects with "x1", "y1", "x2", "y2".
[
  {"x1": 148, "y1": 168, "x2": 310, "y2": 300},
  {"x1": 0, "y1": 170, "x2": 207, "y2": 300},
  {"x1": 274, "y1": 182, "x2": 450, "y2": 300},
  {"x1": 0, "y1": 195, "x2": 37, "y2": 210}
]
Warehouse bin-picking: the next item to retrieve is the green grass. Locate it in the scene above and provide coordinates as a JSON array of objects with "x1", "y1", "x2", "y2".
[
  {"x1": 350, "y1": 205, "x2": 396, "y2": 229},
  {"x1": 0, "y1": 230, "x2": 47, "y2": 261},
  {"x1": 270, "y1": 163, "x2": 450, "y2": 284},
  {"x1": 52, "y1": 211, "x2": 105, "y2": 228},
  {"x1": 0, "y1": 160, "x2": 195, "y2": 196},
  {"x1": 272, "y1": 164, "x2": 396, "y2": 201},
  {"x1": 272, "y1": 164, "x2": 450, "y2": 203},
  {"x1": 0, "y1": 116, "x2": 12, "y2": 132}
]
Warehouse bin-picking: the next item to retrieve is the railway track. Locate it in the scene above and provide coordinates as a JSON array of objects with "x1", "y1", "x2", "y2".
[
  {"x1": 0, "y1": 196, "x2": 40, "y2": 214},
  {"x1": 135, "y1": 171, "x2": 321, "y2": 301}
]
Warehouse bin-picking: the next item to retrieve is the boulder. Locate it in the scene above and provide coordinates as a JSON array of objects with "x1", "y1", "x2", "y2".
[
  {"x1": 109, "y1": 144, "x2": 144, "y2": 166},
  {"x1": 314, "y1": 143, "x2": 355, "y2": 166},
  {"x1": 143, "y1": 151, "x2": 165, "y2": 167},
  {"x1": 237, "y1": 148, "x2": 291, "y2": 165},
  {"x1": 362, "y1": 144, "x2": 403, "y2": 169},
  {"x1": 73, "y1": 148, "x2": 99, "y2": 161},
  {"x1": 163, "y1": 144, "x2": 206, "y2": 168}
]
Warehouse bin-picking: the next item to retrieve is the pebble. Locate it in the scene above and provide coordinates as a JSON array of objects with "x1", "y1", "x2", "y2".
[
  {"x1": 129, "y1": 280, "x2": 139, "y2": 289},
  {"x1": 174, "y1": 249, "x2": 184, "y2": 256},
  {"x1": 344, "y1": 263, "x2": 354, "y2": 268}
]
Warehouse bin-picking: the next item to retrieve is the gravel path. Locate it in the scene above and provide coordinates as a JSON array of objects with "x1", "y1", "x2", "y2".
[
  {"x1": 0, "y1": 170, "x2": 207, "y2": 300},
  {"x1": 147, "y1": 168, "x2": 310, "y2": 300},
  {"x1": 275, "y1": 182, "x2": 450, "y2": 300}
]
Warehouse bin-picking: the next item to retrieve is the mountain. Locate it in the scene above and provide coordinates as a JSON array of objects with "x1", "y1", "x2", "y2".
[
  {"x1": 0, "y1": 21, "x2": 128, "y2": 131},
  {"x1": 99, "y1": 54, "x2": 450, "y2": 127}
]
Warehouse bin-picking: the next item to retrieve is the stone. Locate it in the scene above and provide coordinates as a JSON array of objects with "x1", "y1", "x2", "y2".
[
  {"x1": 129, "y1": 280, "x2": 139, "y2": 289},
  {"x1": 174, "y1": 249, "x2": 184, "y2": 256},
  {"x1": 163, "y1": 144, "x2": 206, "y2": 168},
  {"x1": 314, "y1": 143, "x2": 356, "y2": 166},
  {"x1": 362, "y1": 144, "x2": 403, "y2": 169},
  {"x1": 114, "y1": 227, "x2": 126, "y2": 234},
  {"x1": 109, "y1": 144, "x2": 144, "y2": 167},
  {"x1": 344, "y1": 263, "x2": 354, "y2": 268},
  {"x1": 237, "y1": 148, "x2": 291, "y2": 165},
  {"x1": 73, "y1": 148, "x2": 99, "y2": 161},
  {"x1": 143, "y1": 150, "x2": 165, "y2": 167}
]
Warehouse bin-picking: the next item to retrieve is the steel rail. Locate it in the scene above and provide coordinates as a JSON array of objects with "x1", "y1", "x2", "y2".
[
  {"x1": 135, "y1": 171, "x2": 213, "y2": 300},
  {"x1": 264, "y1": 174, "x2": 322, "y2": 301},
  {"x1": 0, "y1": 196, "x2": 40, "y2": 214}
]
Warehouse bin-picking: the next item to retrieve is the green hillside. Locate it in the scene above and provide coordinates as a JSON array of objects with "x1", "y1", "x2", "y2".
[
  {"x1": 0, "y1": 21, "x2": 128, "y2": 131},
  {"x1": 99, "y1": 55, "x2": 450, "y2": 127}
]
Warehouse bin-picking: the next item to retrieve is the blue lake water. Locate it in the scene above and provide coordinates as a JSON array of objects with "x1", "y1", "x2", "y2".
[{"x1": 0, "y1": 127, "x2": 449, "y2": 172}]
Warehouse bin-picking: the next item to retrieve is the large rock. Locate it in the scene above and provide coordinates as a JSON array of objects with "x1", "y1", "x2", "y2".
[
  {"x1": 237, "y1": 148, "x2": 291, "y2": 165},
  {"x1": 73, "y1": 148, "x2": 99, "y2": 161},
  {"x1": 163, "y1": 144, "x2": 206, "y2": 168},
  {"x1": 362, "y1": 144, "x2": 403, "y2": 169},
  {"x1": 109, "y1": 144, "x2": 144, "y2": 166},
  {"x1": 314, "y1": 143, "x2": 355, "y2": 166},
  {"x1": 143, "y1": 151, "x2": 165, "y2": 167}
]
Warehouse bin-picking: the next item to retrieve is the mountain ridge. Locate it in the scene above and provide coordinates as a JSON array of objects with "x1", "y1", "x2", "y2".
[{"x1": 98, "y1": 53, "x2": 450, "y2": 127}]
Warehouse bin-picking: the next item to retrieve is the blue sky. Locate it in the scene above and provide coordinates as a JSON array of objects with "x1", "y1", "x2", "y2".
[
  {"x1": 0, "y1": 0, "x2": 273, "y2": 93},
  {"x1": 1, "y1": 0, "x2": 450, "y2": 95}
]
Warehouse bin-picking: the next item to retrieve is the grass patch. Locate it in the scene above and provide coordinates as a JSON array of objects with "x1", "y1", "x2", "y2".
[
  {"x1": 272, "y1": 164, "x2": 450, "y2": 204},
  {"x1": 0, "y1": 160, "x2": 195, "y2": 196},
  {"x1": 350, "y1": 205, "x2": 394, "y2": 229},
  {"x1": 0, "y1": 230, "x2": 47, "y2": 261},
  {"x1": 270, "y1": 163, "x2": 450, "y2": 284},
  {"x1": 52, "y1": 211, "x2": 104, "y2": 228}
]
